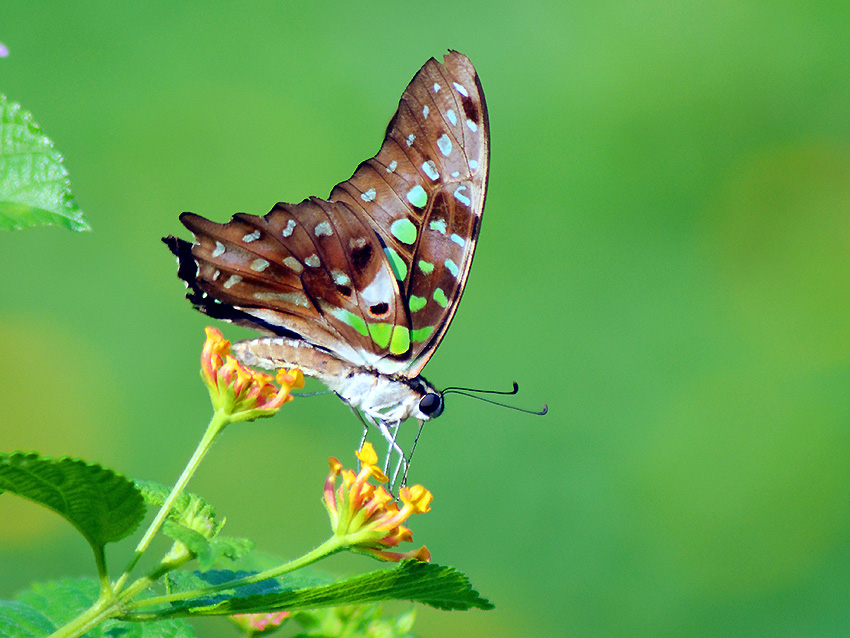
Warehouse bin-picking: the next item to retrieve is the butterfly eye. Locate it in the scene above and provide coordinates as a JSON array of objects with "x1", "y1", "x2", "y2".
[{"x1": 419, "y1": 392, "x2": 444, "y2": 418}]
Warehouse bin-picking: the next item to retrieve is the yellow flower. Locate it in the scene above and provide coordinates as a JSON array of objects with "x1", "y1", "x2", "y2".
[
  {"x1": 323, "y1": 443, "x2": 432, "y2": 562},
  {"x1": 201, "y1": 327, "x2": 304, "y2": 422}
]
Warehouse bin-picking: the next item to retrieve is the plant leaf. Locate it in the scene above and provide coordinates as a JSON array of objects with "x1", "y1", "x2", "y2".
[
  {"x1": 0, "y1": 94, "x2": 90, "y2": 231},
  {"x1": 156, "y1": 561, "x2": 492, "y2": 617},
  {"x1": 0, "y1": 600, "x2": 55, "y2": 638},
  {"x1": 0, "y1": 453, "x2": 145, "y2": 556},
  {"x1": 14, "y1": 579, "x2": 197, "y2": 638}
]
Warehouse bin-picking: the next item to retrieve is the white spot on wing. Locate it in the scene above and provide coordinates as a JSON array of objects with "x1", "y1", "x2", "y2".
[
  {"x1": 454, "y1": 185, "x2": 471, "y2": 207},
  {"x1": 250, "y1": 258, "x2": 270, "y2": 272},
  {"x1": 469, "y1": 159, "x2": 479, "y2": 170},
  {"x1": 314, "y1": 221, "x2": 332, "y2": 236},
  {"x1": 406, "y1": 134, "x2": 416, "y2": 147},
  {"x1": 212, "y1": 241, "x2": 225, "y2": 257},
  {"x1": 360, "y1": 266, "x2": 393, "y2": 307},
  {"x1": 466, "y1": 119, "x2": 478, "y2": 132},
  {"x1": 437, "y1": 134, "x2": 452, "y2": 157},
  {"x1": 305, "y1": 254, "x2": 320, "y2": 268},
  {"x1": 331, "y1": 270, "x2": 351, "y2": 286},
  {"x1": 223, "y1": 275, "x2": 242, "y2": 289},
  {"x1": 386, "y1": 160, "x2": 397, "y2": 173},
  {"x1": 282, "y1": 219, "x2": 296, "y2": 237},
  {"x1": 361, "y1": 188, "x2": 376, "y2": 202},
  {"x1": 242, "y1": 230, "x2": 261, "y2": 243},
  {"x1": 447, "y1": 109, "x2": 457, "y2": 126},
  {"x1": 450, "y1": 233, "x2": 465, "y2": 247},
  {"x1": 453, "y1": 82, "x2": 469, "y2": 97},
  {"x1": 283, "y1": 256, "x2": 303, "y2": 273},
  {"x1": 212, "y1": 270, "x2": 220, "y2": 281},
  {"x1": 421, "y1": 160, "x2": 439, "y2": 181},
  {"x1": 433, "y1": 83, "x2": 441, "y2": 92},
  {"x1": 422, "y1": 105, "x2": 429, "y2": 119}
]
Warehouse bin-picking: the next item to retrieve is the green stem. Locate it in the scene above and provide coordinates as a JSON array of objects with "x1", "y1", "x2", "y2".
[
  {"x1": 47, "y1": 595, "x2": 112, "y2": 638},
  {"x1": 115, "y1": 410, "x2": 230, "y2": 591},
  {"x1": 129, "y1": 536, "x2": 345, "y2": 610}
]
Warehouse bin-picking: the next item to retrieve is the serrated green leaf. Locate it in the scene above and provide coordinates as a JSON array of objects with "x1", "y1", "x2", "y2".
[
  {"x1": 157, "y1": 561, "x2": 492, "y2": 617},
  {"x1": 0, "y1": 95, "x2": 90, "y2": 231},
  {"x1": 0, "y1": 600, "x2": 56, "y2": 638},
  {"x1": 0, "y1": 453, "x2": 145, "y2": 557},
  {"x1": 13, "y1": 578, "x2": 197, "y2": 638},
  {"x1": 16, "y1": 578, "x2": 100, "y2": 628}
]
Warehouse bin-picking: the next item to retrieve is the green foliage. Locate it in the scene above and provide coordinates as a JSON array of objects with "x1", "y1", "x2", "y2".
[
  {"x1": 0, "y1": 453, "x2": 145, "y2": 558},
  {"x1": 157, "y1": 561, "x2": 492, "y2": 617},
  {"x1": 137, "y1": 479, "x2": 254, "y2": 569},
  {"x1": 0, "y1": 95, "x2": 90, "y2": 231},
  {"x1": 7, "y1": 579, "x2": 197, "y2": 638},
  {"x1": 290, "y1": 605, "x2": 417, "y2": 638},
  {"x1": 0, "y1": 600, "x2": 56, "y2": 638}
]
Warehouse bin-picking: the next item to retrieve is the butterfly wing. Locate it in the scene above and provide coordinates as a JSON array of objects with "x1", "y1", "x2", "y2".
[
  {"x1": 331, "y1": 51, "x2": 489, "y2": 376},
  {"x1": 164, "y1": 51, "x2": 488, "y2": 376}
]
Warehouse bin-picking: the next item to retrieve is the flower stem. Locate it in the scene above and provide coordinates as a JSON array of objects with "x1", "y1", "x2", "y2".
[
  {"x1": 129, "y1": 536, "x2": 345, "y2": 610},
  {"x1": 115, "y1": 410, "x2": 230, "y2": 591}
]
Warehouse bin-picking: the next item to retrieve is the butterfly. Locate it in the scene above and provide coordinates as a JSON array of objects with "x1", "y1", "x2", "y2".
[{"x1": 164, "y1": 51, "x2": 488, "y2": 480}]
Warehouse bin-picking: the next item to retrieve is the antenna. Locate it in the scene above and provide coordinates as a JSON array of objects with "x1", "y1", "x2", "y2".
[{"x1": 442, "y1": 382, "x2": 548, "y2": 415}]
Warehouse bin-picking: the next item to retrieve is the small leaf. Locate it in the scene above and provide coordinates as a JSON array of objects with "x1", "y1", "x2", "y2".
[
  {"x1": 137, "y1": 479, "x2": 253, "y2": 568},
  {"x1": 0, "y1": 453, "x2": 145, "y2": 556},
  {"x1": 0, "y1": 95, "x2": 90, "y2": 231},
  {"x1": 158, "y1": 561, "x2": 492, "y2": 617},
  {"x1": 0, "y1": 600, "x2": 55, "y2": 638}
]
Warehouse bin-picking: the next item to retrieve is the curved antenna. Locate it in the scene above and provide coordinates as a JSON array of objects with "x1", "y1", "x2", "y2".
[
  {"x1": 443, "y1": 381, "x2": 520, "y2": 396},
  {"x1": 443, "y1": 381, "x2": 547, "y2": 415}
]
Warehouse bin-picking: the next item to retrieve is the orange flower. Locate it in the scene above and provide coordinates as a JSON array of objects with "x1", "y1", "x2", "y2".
[
  {"x1": 201, "y1": 327, "x2": 304, "y2": 422},
  {"x1": 323, "y1": 443, "x2": 432, "y2": 562}
]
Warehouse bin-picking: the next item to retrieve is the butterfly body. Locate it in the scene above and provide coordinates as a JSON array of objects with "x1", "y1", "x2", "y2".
[
  {"x1": 231, "y1": 335, "x2": 441, "y2": 424},
  {"x1": 165, "y1": 51, "x2": 487, "y2": 469}
]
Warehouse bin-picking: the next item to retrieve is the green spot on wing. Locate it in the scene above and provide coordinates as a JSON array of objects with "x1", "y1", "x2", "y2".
[
  {"x1": 411, "y1": 326, "x2": 434, "y2": 342},
  {"x1": 433, "y1": 288, "x2": 448, "y2": 308},
  {"x1": 349, "y1": 313, "x2": 369, "y2": 336},
  {"x1": 384, "y1": 247, "x2": 408, "y2": 281},
  {"x1": 418, "y1": 260, "x2": 434, "y2": 274},
  {"x1": 406, "y1": 185, "x2": 428, "y2": 208},
  {"x1": 368, "y1": 322, "x2": 393, "y2": 349},
  {"x1": 409, "y1": 295, "x2": 427, "y2": 312},
  {"x1": 331, "y1": 308, "x2": 368, "y2": 336},
  {"x1": 390, "y1": 218, "x2": 417, "y2": 245},
  {"x1": 390, "y1": 326, "x2": 410, "y2": 354}
]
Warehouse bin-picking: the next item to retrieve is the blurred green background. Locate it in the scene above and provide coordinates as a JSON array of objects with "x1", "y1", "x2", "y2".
[{"x1": 2, "y1": 1, "x2": 850, "y2": 636}]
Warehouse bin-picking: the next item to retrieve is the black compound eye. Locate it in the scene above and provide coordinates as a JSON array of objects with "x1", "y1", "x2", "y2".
[{"x1": 419, "y1": 392, "x2": 444, "y2": 417}]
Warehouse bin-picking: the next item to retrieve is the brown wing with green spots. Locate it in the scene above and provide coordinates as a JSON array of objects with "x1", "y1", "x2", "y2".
[
  {"x1": 174, "y1": 198, "x2": 407, "y2": 370},
  {"x1": 165, "y1": 51, "x2": 487, "y2": 376},
  {"x1": 330, "y1": 50, "x2": 489, "y2": 376}
]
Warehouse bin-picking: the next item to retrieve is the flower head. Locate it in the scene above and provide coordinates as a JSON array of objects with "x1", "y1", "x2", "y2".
[
  {"x1": 323, "y1": 443, "x2": 432, "y2": 562},
  {"x1": 230, "y1": 611, "x2": 290, "y2": 636},
  {"x1": 201, "y1": 327, "x2": 304, "y2": 422}
]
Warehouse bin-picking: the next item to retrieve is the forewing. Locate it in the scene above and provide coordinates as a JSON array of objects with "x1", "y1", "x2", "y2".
[{"x1": 330, "y1": 50, "x2": 489, "y2": 375}]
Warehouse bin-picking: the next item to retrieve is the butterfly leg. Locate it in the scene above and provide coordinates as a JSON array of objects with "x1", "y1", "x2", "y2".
[{"x1": 397, "y1": 420, "x2": 425, "y2": 488}]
